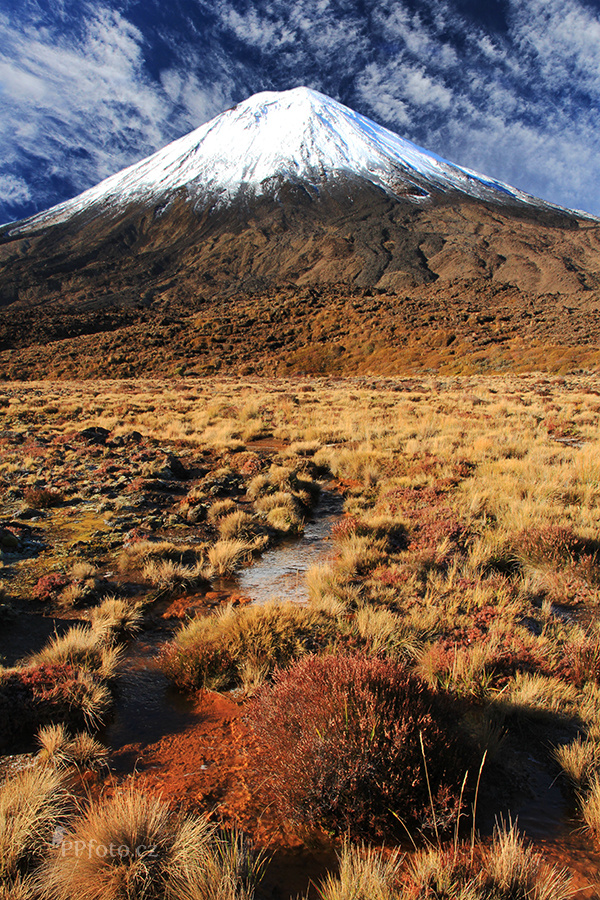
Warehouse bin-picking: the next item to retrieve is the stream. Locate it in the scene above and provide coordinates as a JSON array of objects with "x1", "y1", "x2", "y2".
[
  {"x1": 103, "y1": 487, "x2": 600, "y2": 895},
  {"x1": 214, "y1": 489, "x2": 344, "y2": 603},
  {"x1": 105, "y1": 488, "x2": 343, "y2": 760}
]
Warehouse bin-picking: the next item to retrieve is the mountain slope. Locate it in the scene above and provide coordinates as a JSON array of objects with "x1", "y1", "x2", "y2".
[
  {"x1": 1, "y1": 87, "x2": 563, "y2": 240},
  {"x1": 0, "y1": 87, "x2": 599, "y2": 379}
]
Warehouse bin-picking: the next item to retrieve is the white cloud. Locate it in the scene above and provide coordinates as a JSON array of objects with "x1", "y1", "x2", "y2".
[
  {"x1": 0, "y1": 175, "x2": 31, "y2": 205},
  {"x1": 2, "y1": 0, "x2": 600, "y2": 221}
]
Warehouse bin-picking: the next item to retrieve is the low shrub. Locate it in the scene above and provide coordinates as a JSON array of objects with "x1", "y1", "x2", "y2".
[
  {"x1": 0, "y1": 662, "x2": 111, "y2": 750},
  {"x1": 247, "y1": 653, "x2": 474, "y2": 837},
  {"x1": 32, "y1": 573, "x2": 70, "y2": 603},
  {"x1": 23, "y1": 487, "x2": 64, "y2": 509},
  {"x1": 516, "y1": 525, "x2": 600, "y2": 569}
]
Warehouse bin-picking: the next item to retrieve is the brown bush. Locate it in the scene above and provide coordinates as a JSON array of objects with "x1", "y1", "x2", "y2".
[
  {"x1": 23, "y1": 488, "x2": 64, "y2": 509},
  {"x1": 247, "y1": 653, "x2": 474, "y2": 837}
]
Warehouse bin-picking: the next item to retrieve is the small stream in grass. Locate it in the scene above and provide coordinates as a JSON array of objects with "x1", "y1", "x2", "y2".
[
  {"x1": 105, "y1": 488, "x2": 343, "y2": 760},
  {"x1": 213, "y1": 488, "x2": 344, "y2": 604},
  {"x1": 101, "y1": 486, "x2": 600, "y2": 892}
]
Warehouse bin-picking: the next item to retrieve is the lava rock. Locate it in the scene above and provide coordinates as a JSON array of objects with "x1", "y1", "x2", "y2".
[{"x1": 79, "y1": 426, "x2": 110, "y2": 445}]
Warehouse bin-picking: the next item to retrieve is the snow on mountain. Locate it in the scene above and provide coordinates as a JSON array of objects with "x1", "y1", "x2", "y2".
[{"x1": 5, "y1": 87, "x2": 560, "y2": 236}]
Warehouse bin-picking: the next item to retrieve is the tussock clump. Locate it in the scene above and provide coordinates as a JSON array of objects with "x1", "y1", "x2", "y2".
[
  {"x1": 37, "y1": 724, "x2": 107, "y2": 770},
  {"x1": 493, "y1": 673, "x2": 579, "y2": 725},
  {"x1": 218, "y1": 510, "x2": 258, "y2": 540},
  {"x1": 27, "y1": 624, "x2": 121, "y2": 678},
  {"x1": 40, "y1": 784, "x2": 263, "y2": 900},
  {"x1": 206, "y1": 539, "x2": 253, "y2": 577},
  {"x1": 336, "y1": 533, "x2": 387, "y2": 576},
  {"x1": 0, "y1": 766, "x2": 67, "y2": 885},
  {"x1": 580, "y1": 775, "x2": 600, "y2": 840},
  {"x1": 89, "y1": 596, "x2": 143, "y2": 638},
  {"x1": 143, "y1": 558, "x2": 206, "y2": 591},
  {"x1": 553, "y1": 736, "x2": 600, "y2": 790},
  {"x1": 0, "y1": 663, "x2": 111, "y2": 748},
  {"x1": 246, "y1": 474, "x2": 270, "y2": 500},
  {"x1": 315, "y1": 842, "x2": 404, "y2": 900},
  {"x1": 208, "y1": 498, "x2": 238, "y2": 522},
  {"x1": 162, "y1": 601, "x2": 338, "y2": 691},
  {"x1": 248, "y1": 653, "x2": 473, "y2": 837},
  {"x1": 119, "y1": 540, "x2": 204, "y2": 575},
  {"x1": 351, "y1": 606, "x2": 422, "y2": 659},
  {"x1": 265, "y1": 505, "x2": 303, "y2": 534},
  {"x1": 402, "y1": 821, "x2": 570, "y2": 900}
]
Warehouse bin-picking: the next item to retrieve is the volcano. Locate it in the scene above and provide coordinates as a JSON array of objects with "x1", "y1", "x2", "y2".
[{"x1": 0, "y1": 87, "x2": 599, "y2": 378}]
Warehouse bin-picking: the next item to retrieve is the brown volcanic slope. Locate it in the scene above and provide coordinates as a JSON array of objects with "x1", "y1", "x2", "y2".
[{"x1": 1, "y1": 179, "x2": 600, "y2": 379}]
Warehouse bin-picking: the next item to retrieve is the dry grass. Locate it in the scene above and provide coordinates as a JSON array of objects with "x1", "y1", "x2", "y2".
[
  {"x1": 143, "y1": 558, "x2": 206, "y2": 590},
  {"x1": 0, "y1": 766, "x2": 67, "y2": 885},
  {"x1": 163, "y1": 600, "x2": 338, "y2": 690},
  {"x1": 89, "y1": 596, "x2": 143, "y2": 637},
  {"x1": 404, "y1": 821, "x2": 571, "y2": 900},
  {"x1": 5, "y1": 374, "x2": 600, "y2": 862},
  {"x1": 39, "y1": 784, "x2": 262, "y2": 900},
  {"x1": 27, "y1": 624, "x2": 121, "y2": 679},
  {"x1": 205, "y1": 540, "x2": 253, "y2": 577},
  {"x1": 580, "y1": 775, "x2": 600, "y2": 840},
  {"x1": 37, "y1": 724, "x2": 108, "y2": 770},
  {"x1": 315, "y1": 842, "x2": 404, "y2": 900},
  {"x1": 218, "y1": 510, "x2": 258, "y2": 540}
]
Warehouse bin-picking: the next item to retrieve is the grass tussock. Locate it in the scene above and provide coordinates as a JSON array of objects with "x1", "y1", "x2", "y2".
[
  {"x1": 314, "y1": 842, "x2": 404, "y2": 900},
  {"x1": 89, "y1": 596, "x2": 143, "y2": 638},
  {"x1": 37, "y1": 723, "x2": 108, "y2": 770},
  {"x1": 0, "y1": 766, "x2": 67, "y2": 886},
  {"x1": 27, "y1": 624, "x2": 121, "y2": 679},
  {"x1": 39, "y1": 784, "x2": 263, "y2": 900},
  {"x1": 205, "y1": 539, "x2": 254, "y2": 577},
  {"x1": 402, "y1": 821, "x2": 571, "y2": 900},
  {"x1": 162, "y1": 601, "x2": 338, "y2": 691}
]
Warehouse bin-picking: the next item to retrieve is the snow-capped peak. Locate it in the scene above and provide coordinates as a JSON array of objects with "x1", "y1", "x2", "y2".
[{"x1": 6, "y1": 87, "x2": 557, "y2": 235}]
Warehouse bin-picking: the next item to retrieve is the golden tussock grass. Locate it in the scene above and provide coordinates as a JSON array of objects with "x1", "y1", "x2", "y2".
[
  {"x1": 205, "y1": 539, "x2": 254, "y2": 577},
  {"x1": 0, "y1": 766, "x2": 67, "y2": 885},
  {"x1": 38, "y1": 784, "x2": 263, "y2": 900},
  {"x1": 27, "y1": 624, "x2": 122, "y2": 680},
  {"x1": 37, "y1": 724, "x2": 108, "y2": 771},
  {"x1": 163, "y1": 599, "x2": 338, "y2": 690}
]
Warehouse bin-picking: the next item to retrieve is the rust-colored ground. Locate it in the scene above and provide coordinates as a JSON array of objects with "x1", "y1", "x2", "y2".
[{"x1": 114, "y1": 689, "x2": 337, "y2": 898}]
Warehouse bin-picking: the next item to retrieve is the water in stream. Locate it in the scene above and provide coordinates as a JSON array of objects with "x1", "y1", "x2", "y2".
[
  {"x1": 105, "y1": 489, "x2": 343, "y2": 758},
  {"x1": 215, "y1": 489, "x2": 344, "y2": 604}
]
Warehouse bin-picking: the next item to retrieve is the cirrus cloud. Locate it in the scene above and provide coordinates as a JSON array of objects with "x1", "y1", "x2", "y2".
[{"x1": 0, "y1": 0, "x2": 599, "y2": 223}]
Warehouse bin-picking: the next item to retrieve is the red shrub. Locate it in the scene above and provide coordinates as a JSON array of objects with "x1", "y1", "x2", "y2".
[
  {"x1": 331, "y1": 516, "x2": 361, "y2": 541},
  {"x1": 247, "y1": 653, "x2": 474, "y2": 837},
  {"x1": 32, "y1": 572, "x2": 70, "y2": 602},
  {"x1": 0, "y1": 663, "x2": 100, "y2": 751}
]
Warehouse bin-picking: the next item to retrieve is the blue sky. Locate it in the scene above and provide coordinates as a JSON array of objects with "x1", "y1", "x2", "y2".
[{"x1": 1, "y1": 0, "x2": 600, "y2": 224}]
